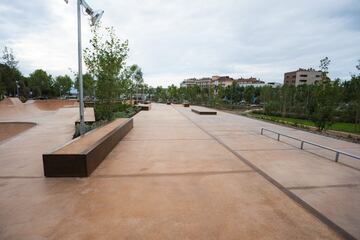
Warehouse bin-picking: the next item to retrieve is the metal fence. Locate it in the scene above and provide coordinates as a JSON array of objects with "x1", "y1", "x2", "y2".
[{"x1": 260, "y1": 128, "x2": 360, "y2": 162}]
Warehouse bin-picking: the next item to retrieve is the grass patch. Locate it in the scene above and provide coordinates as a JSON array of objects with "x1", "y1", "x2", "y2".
[
  {"x1": 248, "y1": 113, "x2": 360, "y2": 134},
  {"x1": 330, "y1": 122, "x2": 360, "y2": 134}
]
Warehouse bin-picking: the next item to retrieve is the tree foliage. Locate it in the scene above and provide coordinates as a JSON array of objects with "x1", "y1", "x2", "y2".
[
  {"x1": 84, "y1": 26, "x2": 129, "y2": 103},
  {"x1": 2, "y1": 47, "x2": 18, "y2": 69},
  {"x1": 28, "y1": 69, "x2": 53, "y2": 97},
  {"x1": 54, "y1": 75, "x2": 73, "y2": 97},
  {"x1": 0, "y1": 47, "x2": 22, "y2": 98},
  {"x1": 74, "y1": 73, "x2": 95, "y2": 98}
]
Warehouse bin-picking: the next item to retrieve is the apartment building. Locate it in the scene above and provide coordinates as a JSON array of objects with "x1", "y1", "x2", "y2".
[
  {"x1": 284, "y1": 68, "x2": 322, "y2": 86},
  {"x1": 180, "y1": 76, "x2": 279, "y2": 88},
  {"x1": 212, "y1": 76, "x2": 234, "y2": 88},
  {"x1": 180, "y1": 78, "x2": 212, "y2": 88},
  {"x1": 236, "y1": 77, "x2": 265, "y2": 87},
  {"x1": 180, "y1": 78, "x2": 196, "y2": 88}
]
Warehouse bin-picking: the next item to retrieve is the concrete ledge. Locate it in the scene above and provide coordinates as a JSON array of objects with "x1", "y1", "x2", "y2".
[
  {"x1": 191, "y1": 108, "x2": 217, "y2": 115},
  {"x1": 75, "y1": 107, "x2": 96, "y2": 125},
  {"x1": 43, "y1": 118, "x2": 133, "y2": 177},
  {"x1": 136, "y1": 103, "x2": 151, "y2": 111}
]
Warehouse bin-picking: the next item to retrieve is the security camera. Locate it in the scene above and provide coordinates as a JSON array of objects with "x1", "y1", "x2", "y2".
[
  {"x1": 64, "y1": 0, "x2": 104, "y2": 26},
  {"x1": 90, "y1": 10, "x2": 104, "y2": 26}
]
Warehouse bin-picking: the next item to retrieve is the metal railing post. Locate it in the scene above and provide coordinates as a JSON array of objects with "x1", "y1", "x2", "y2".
[
  {"x1": 335, "y1": 152, "x2": 340, "y2": 162},
  {"x1": 259, "y1": 128, "x2": 360, "y2": 163}
]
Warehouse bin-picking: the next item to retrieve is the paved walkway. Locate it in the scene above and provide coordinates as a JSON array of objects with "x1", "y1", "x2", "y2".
[
  {"x1": 0, "y1": 103, "x2": 357, "y2": 239},
  {"x1": 176, "y1": 104, "x2": 360, "y2": 239}
]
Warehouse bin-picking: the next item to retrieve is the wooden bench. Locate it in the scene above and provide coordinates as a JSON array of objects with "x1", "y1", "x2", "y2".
[
  {"x1": 183, "y1": 103, "x2": 190, "y2": 107},
  {"x1": 191, "y1": 108, "x2": 217, "y2": 115},
  {"x1": 43, "y1": 118, "x2": 133, "y2": 177}
]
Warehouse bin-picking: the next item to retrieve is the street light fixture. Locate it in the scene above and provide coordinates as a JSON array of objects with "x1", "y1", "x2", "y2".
[{"x1": 65, "y1": 0, "x2": 104, "y2": 135}]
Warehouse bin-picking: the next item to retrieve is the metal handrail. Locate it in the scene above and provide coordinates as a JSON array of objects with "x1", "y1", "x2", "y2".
[{"x1": 260, "y1": 128, "x2": 360, "y2": 162}]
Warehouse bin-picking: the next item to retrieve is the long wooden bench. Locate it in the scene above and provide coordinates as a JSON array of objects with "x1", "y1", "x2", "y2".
[
  {"x1": 43, "y1": 118, "x2": 133, "y2": 177},
  {"x1": 191, "y1": 108, "x2": 217, "y2": 115},
  {"x1": 183, "y1": 103, "x2": 190, "y2": 107}
]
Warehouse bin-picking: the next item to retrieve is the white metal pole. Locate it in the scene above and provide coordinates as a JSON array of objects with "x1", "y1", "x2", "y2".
[{"x1": 77, "y1": 0, "x2": 85, "y2": 135}]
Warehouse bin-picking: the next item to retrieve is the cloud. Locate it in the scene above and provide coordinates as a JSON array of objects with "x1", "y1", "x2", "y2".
[{"x1": 1, "y1": 0, "x2": 359, "y2": 86}]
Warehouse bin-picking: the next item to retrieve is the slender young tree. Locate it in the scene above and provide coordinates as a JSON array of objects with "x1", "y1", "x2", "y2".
[
  {"x1": 84, "y1": 25, "x2": 129, "y2": 104},
  {"x1": 319, "y1": 57, "x2": 331, "y2": 84},
  {"x1": 2, "y1": 47, "x2": 18, "y2": 69}
]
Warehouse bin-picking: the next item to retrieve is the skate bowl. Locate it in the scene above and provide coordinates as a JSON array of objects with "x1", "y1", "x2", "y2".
[
  {"x1": 0, "y1": 122, "x2": 36, "y2": 142},
  {"x1": 32, "y1": 99, "x2": 78, "y2": 111},
  {"x1": 0, "y1": 98, "x2": 94, "y2": 124},
  {"x1": 0, "y1": 97, "x2": 23, "y2": 105},
  {"x1": 43, "y1": 118, "x2": 133, "y2": 177}
]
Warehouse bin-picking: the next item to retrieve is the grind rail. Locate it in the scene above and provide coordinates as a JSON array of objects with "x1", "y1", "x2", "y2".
[{"x1": 260, "y1": 128, "x2": 360, "y2": 162}]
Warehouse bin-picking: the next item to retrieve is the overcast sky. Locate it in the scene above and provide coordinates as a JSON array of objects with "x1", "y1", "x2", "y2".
[{"x1": 1, "y1": 0, "x2": 359, "y2": 87}]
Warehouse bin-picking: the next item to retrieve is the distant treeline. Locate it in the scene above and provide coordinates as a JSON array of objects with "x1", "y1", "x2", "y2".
[
  {"x1": 0, "y1": 47, "x2": 83, "y2": 100},
  {"x1": 148, "y1": 59, "x2": 360, "y2": 131}
]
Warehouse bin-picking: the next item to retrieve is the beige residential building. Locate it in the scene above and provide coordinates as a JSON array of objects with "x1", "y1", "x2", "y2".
[
  {"x1": 211, "y1": 76, "x2": 234, "y2": 88},
  {"x1": 236, "y1": 77, "x2": 265, "y2": 87},
  {"x1": 180, "y1": 78, "x2": 212, "y2": 89},
  {"x1": 284, "y1": 68, "x2": 322, "y2": 86},
  {"x1": 180, "y1": 75, "x2": 276, "y2": 89}
]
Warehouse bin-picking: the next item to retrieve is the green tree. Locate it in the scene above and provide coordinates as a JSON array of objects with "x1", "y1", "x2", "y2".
[
  {"x1": 84, "y1": 25, "x2": 130, "y2": 120},
  {"x1": 84, "y1": 25, "x2": 129, "y2": 104},
  {"x1": 1, "y1": 47, "x2": 24, "y2": 97},
  {"x1": 168, "y1": 84, "x2": 178, "y2": 102},
  {"x1": 312, "y1": 81, "x2": 341, "y2": 131},
  {"x1": 319, "y1": 57, "x2": 331, "y2": 84},
  {"x1": 260, "y1": 86, "x2": 274, "y2": 113},
  {"x1": 349, "y1": 62, "x2": 360, "y2": 130},
  {"x1": 0, "y1": 63, "x2": 22, "y2": 97},
  {"x1": 129, "y1": 64, "x2": 143, "y2": 102},
  {"x1": 75, "y1": 73, "x2": 95, "y2": 98},
  {"x1": 2, "y1": 47, "x2": 18, "y2": 68},
  {"x1": 244, "y1": 86, "x2": 255, "y2": 104},
  {"x1": 119, "y1": 67, "x2": 135, "y2": 102},
  {"x1": 54, "y1": 75, "x2": 73, "y2": 97},
  {"x1": 153, "y1": 86, "x2": 166, "y2": 102},
  {"x1": 28, "y1": 69, "x2": 53, "y2": 97}
]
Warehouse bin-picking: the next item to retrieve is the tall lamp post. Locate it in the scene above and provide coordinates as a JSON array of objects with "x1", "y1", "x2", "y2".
[{"x1": 65, "y1": 0, "x2": 104, "y2": 135}]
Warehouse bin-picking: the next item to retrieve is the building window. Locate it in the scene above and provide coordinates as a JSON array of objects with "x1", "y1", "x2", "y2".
[
  {"x1": 300, "y1": 74, "x2": 308, "y2": 77},
  {"x1": 299, "y1": 79, "x2": 307, "y2": 82},
  {"x1": 316, "y1": 75, "x2": 320, "y2": 78}
]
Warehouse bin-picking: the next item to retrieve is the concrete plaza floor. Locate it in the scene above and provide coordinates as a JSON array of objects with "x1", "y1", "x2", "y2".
[
  {"x1": 175, "y1": 104, "x2": 360, "y2": 239},
  {"x1": 0, "y1": 103, "x2": 359, "y2": 239}
]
